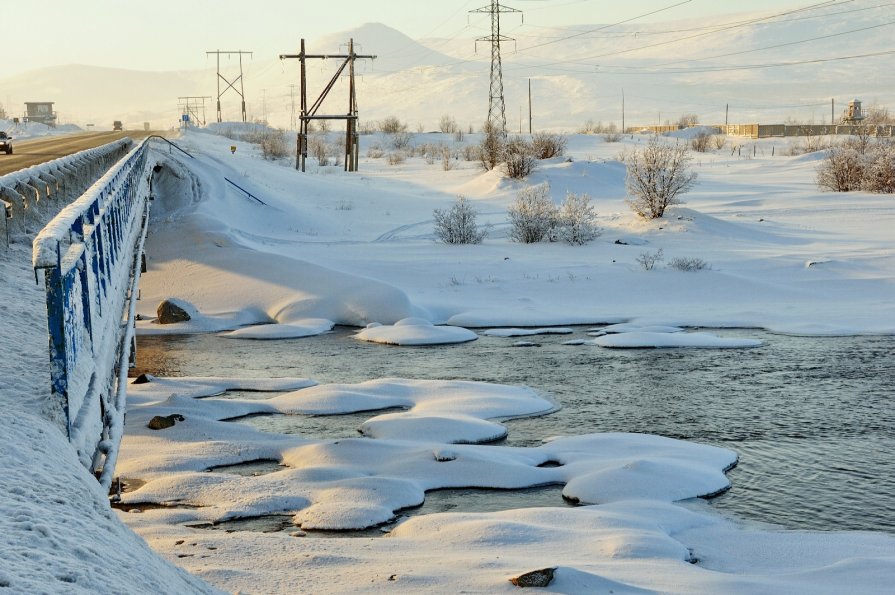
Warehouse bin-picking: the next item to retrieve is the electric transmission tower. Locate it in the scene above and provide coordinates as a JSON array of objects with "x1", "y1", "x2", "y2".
[
  {"x1": 206, "y1": 50, "x2": 253, "y2": 123},
  {"x1": 470, "y1": 1, "x2": 522, "y2": 137}
]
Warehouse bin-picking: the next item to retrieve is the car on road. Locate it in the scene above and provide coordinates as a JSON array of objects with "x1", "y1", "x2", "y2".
[{"x1": 0, "y1": 132, "x2": 12, "y2": 154}]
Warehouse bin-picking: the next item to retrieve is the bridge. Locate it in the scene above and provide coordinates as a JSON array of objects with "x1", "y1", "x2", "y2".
[{"x1": 1, "y1": 136, "x2": 166, "y2": 488}]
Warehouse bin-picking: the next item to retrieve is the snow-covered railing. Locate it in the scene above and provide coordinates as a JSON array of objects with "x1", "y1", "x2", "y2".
[
  {"x1": 32, "y1": 138, "x2": 154, "y2": 488},
  {"x1": 0, "y1": 139, "x2": 132, "y2": 250}
]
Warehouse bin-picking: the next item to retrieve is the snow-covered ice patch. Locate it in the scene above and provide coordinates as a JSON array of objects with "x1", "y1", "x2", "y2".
[
  {"x1": 220, "y1": 318, "x2": 334, "y2": 339},
  {"x1": 591, "y1": 331, "x2": 762, "y2": 349},
  {"x1": 360, "y1": 412, "x2": 508, "y2": 444},
  {"x1": 355, "y1": 318, "x2": 478, "y2": 345}
]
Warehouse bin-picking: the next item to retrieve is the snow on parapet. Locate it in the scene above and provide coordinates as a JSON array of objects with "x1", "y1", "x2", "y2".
[{"x1": 30, "y1": 138, "x2": 135, "y2": 270}]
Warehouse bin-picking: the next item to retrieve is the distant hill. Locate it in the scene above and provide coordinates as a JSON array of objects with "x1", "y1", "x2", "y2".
[{"x1": 1, "y1": 12, "x2": 893, "y2": 132}]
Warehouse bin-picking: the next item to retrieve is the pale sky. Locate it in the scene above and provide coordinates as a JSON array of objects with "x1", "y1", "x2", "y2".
[{"x1": 3, "y1": 0, "x2": 813, "y2": 77}]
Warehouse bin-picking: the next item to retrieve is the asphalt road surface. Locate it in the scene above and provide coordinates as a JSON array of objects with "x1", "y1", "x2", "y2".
[{"x1": 0, "y1": 131, "x2": 160, "y2": 177}]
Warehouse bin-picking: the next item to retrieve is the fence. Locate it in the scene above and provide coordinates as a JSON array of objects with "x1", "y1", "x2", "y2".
[
  {"x1": 1, "y1": 140, "x2": 132, "y2": 250},
  {"x1": 627, "y1": 123, "x2": 895, "y2": 139},
  {"x1": 32, "y1": 138, "x2": 154, "y2": 488}
]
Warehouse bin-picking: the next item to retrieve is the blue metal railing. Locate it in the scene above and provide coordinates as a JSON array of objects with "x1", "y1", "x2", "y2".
[{"x1": 32, "y1": 138, "x2": 154, "y2": 487}]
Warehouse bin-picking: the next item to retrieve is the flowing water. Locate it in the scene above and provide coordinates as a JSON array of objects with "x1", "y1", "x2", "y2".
[{"x1": 133, "y1": 327, "x2": 895, "y2": 534}]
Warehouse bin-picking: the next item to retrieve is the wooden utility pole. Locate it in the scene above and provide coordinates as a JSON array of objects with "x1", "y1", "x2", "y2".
[
  {"x1": 725, "y1": 103, "x2": 729, "y2": 130},
  {"x1": 831, "y1": 98, "x2": 835, "y2": 125},
  {"x1": 280, "y1": 39, "x2": 375, "y2": 172},
  {"x1": 528, "y1": 79, "x2": 532, "y2": 134},
  {"x1": 206, "y1": 50, "x2": 253, "y2": 123},
  {"x1": 622, "y1": 89, "x2": 625, "y2": 134}
]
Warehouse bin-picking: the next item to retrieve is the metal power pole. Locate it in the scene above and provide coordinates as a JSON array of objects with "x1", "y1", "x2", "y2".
[
  {"x1": 178, "y1": 96, "x2": 211, "y2": 126},
  {"x1": 206, "y1": 50, "x2": 253, "y2": 123},
  {"x1": 470, "y1": 1, "x2": 522, "y2": 137},
  {"x1": 280, "y1": 39, "x2": 376, "y2": 172}
]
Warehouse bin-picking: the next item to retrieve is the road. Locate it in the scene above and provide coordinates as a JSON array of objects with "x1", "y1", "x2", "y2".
[{"x1": 0, "y1": 131, "x2": 161, "y2": 177}]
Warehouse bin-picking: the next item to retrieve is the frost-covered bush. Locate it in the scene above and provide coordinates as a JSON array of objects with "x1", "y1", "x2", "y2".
[
  {"x1": 504, "y1": 137, "x2": 536, "y2": 179},
  {"x1": 557, "y1": 192, "x2": 599, "y2": 245},
  {"x1": 366, "y1": 144, "x2": 384, "y2": 159},
  {"x1": 861, "y1": 143, "x2": 895, "y2": 193},
  {"x1": 442, "y1": 146, "x2": 454, "y2": 171},
  {"x1": 531, "y1": 133, "x2": 567, "y2": 159},
  {"x1": 635, "y1": 249, "x2": 664, "y2": 271},
  {"x1": 391, "y1": 132, "x2": 412, "y2": 150},
  {"x1": 463, "y1": 144, "x2": 481, "y2": 162},
  {"x1": 668, "y1": 256, "x2": 710, "y2": 271},
  {"x1": 625, "y1": 139, "x2": 697, "y2": 219},
  {"x1": 817, "y1": 147, "x2": 864, "y2": 191},
  {"x1": 508, "y1": 184, "x2": 557, "y2": 243},
  {"x1": 433, "y1": 196, "x2": 487, "y2": 244}
]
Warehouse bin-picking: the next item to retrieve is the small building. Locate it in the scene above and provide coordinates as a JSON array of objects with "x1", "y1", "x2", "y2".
[
  {"x1": 842, "y1": 99, "x2": 865, "y2": 124},
  {"x1": 24, "y1": 102, "x2": 57, "y2": 127}
]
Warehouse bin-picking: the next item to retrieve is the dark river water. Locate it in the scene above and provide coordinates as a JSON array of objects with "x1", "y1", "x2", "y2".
[{"x1": 133, "y1": 327, "x2": 895, "y2": 534}]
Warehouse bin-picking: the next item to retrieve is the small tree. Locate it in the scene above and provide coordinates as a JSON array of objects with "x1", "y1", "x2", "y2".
[
  {"x1": 862, "y1": 143, "x2": 895, "y2": 193},
  {"x1": 691, "y1": 131, "x2": 712, "y2": 153},
  {"x1": 557, "y1": 192, "x2": 599, "y2": 245},
  {"x1": 625, "y1": 139, "x2": 697, "y2": 219},
  {"x1": 678, "y1": 113, "x2": 699, "y2": 128},
  {"x1": 480, "y1": 121, "x2": 504, "y2": 171},
  {"x1": 508, "y1": 183, "x2": 557, "y2": 243},
  {"x1": 504, "y1": 137, "x2": 536, "y2": 179},
  {"x1": 433, "y1": 196, "x2": 487, "y2": 244},
  {"x1": 439, "y1": 114, "x2": 458, "y2": 134},
  {"x1": 380, "y1": 116, "x2": 407, "y2": 134}
]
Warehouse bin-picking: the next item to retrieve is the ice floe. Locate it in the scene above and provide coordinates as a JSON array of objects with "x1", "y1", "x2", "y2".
[{"x1": 355, "y1": 318, "x2": 478, "y2": 345}]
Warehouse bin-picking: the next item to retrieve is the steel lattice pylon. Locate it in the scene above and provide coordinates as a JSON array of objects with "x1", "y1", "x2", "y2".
[{"x1": 470, "y1": 1, "x2": 522, "y2": 137}]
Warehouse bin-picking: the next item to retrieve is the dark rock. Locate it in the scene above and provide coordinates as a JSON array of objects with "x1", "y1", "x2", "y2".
[
  {"x1": 510, "y1": 568, "x2": 556, "y2": 588},
  {"x1": 147, "y1": 414, "x2": 185, "y2": 430},
  {"x1": 157, "y1": 299, "x2": 191, "y2": 324},
  {"x1": 132, "y1": 373, "x2": 151, "y2": 384},
  {"x1": 614, "y1": 239, "x2": 628, "y2": 245}
]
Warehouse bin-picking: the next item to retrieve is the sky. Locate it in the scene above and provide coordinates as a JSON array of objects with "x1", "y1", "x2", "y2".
[{"x1": 2, "y1": 0, "x2": 814, "y2": 77}]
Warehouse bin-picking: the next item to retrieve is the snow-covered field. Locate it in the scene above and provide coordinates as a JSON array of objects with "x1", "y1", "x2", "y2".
[
  {"x1": 2, "y1": 123, "x2": 893, "y2": 592},
  {"x1": 0, "y1": 118, "x2": 81, "y2": 139}
]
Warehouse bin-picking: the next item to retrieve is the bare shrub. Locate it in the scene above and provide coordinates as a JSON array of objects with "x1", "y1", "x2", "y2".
[
  {"x1": 691, "y1": 131, "x2": 712, "y2": 153},
  {"x1": 454, "y1": 129, "x2": 465, "y2": 142},
  {"x1": 557, "y1": 192, "x2": 599, "y2": 245},
  {"x1": 379, "y1": 116, "x2": 407, "y2": 134},
  {"x1": 439, "y1": 114, "x2": 458, "y2": 134},
  {"x1": 504, "y1": 137, "x2": 536, "y2": 179},
  {"x1": 386, "y1": 152, "x2": 406, "y2": 166},
  {"x1": 635, "y1": 249, "x2": 664, "y2": 271},
  {"x1": 463, "y1": 144, "x2": 481, "y2": 162},
  {"x1": 308, "y1": 136, "x2": 329, "y2": 166},
  {"x1": 391, "y1": 132, "x2": 412, "y2": 150},
  {"x1": 366, "y1": 144, "x2": 384, "y2": 159},
  {"x1": 253, "y1": 128, "x2": 288, "y2": 160},
  {"x1": 433, "y1": 196, "x2": 487, "y2": 244},
  {"x1": 712, "y1": 135, "x2": 727, "y2": 151},
  {"x1": 668, "y1": 256, "x2": 710, "y2": 271},
  {"x1": 508, "y1": 183, "x2": 557, "y2": 243},
  {"x1": 625, "y1": 139, "x2": 697, "y2": 219},
  {"x1": 531, "y1": 132, "x2": 567, "y2": 159},
  {"x1": 603, "y1": 131, "x2": 623, "y2": 143},
  {"x1": 816, "y1": 147, "x2": 864, "y2": 192},
  {"x1": 480, "y1": 121, "x2": 504, "y2": 171},
  {"x1": 442, "y1": 146, "x2": 454, "y2": 171}
]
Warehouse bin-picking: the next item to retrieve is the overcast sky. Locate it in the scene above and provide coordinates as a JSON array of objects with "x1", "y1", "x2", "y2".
[{"x1": 3, "y1": 0, "x2": 814, "y2": 77}]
